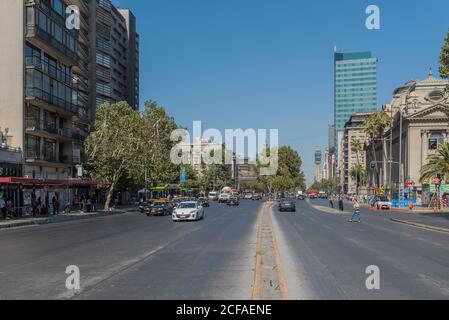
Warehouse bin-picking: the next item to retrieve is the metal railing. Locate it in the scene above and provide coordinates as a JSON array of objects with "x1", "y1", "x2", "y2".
[{"x1": 25, "y1": 87, "x2": 79, "y2": 115}]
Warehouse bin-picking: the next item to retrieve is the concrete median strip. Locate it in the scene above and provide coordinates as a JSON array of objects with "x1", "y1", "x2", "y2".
[
  {"x1": 390, "y1": 218, "x2": 449, "y2": 234},
  {"x1": 252, "y1": 202, "x2": 289, "y2": 300},
  {"x1": 306, "y1": 200, "x2": 348, "y2": 216}
]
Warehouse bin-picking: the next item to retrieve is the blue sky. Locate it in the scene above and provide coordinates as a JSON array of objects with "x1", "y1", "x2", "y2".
[{"x1": 114, "y1": 0, "x2": 449, "y2": 184}]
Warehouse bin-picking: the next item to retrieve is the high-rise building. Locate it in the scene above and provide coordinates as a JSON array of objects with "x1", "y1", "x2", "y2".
[
  {"x1": 334, "y1": 51, "x2": 377, "y2": 157},
  {"x1": 93, "y1": 0, "x2": 140, "y2": 110},
  {"x1": 0, "y1": 0, "x2": 139, "y2": 207}
]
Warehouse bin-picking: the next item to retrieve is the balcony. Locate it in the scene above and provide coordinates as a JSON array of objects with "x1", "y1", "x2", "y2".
[
  {"x1": 25, "y1": 150, "x2": 79, "y2": 165},
  {"x1": 26, "y1": 25, "x2": 78, "y2": 66},
  {"x1": 72, "y1": 125, "x2": 90, "y2": 140},
  {"x1": 25, "y1": 56, "x2": 76, "y2": 88},
  {"x1": 25, "y1": 119, "x2": 73, "y2": 140},
  {"x1": 25, "y1": 87, "x2": 79, "y2": 116}
]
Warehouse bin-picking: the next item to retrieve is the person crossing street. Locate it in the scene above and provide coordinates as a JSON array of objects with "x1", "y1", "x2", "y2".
[{"x1": 349, "y1": 198, "x2": 361, "y2": 223}]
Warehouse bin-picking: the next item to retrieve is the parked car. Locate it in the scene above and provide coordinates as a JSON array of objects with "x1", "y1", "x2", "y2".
[
  {"x1": 146, "y1": 200, "x2": 173, "y2": 216},
  {"x1": 172, "y1": 201, "x2": 205, "y2": 222},
  {"x1": 373, "y1": 196, "x2": 392, "y2": 210},
  {"x1": 279, "y1": 198, "x2": 296, "y2": 212},
  {"x1": 227, "y1": 197, "x2": 240, "y2": 206}
]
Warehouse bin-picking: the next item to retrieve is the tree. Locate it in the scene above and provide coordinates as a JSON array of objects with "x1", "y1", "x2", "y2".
[
  {"x1": 350, "y1": 165, "x2": 367, "y2": 195},
  {"x1": 198, "y1": 146, "x2": 232, "y2": 191},
  {"x1": 420, "y1": 143, "x2": 449, "y2": 184},
  {"x1": 85, "y1": 102, "x2": 143, "y2": 210},
  {"x1": 439, "y1": 28, "x2": 449, "y2": 80},
  {"x1": 350, "y1": 140, "x2": 364, "y2": 195},
  {"x1": 363, "y1": 110, "x2": 390, "y2": 187},
  {"x1": 141, "y1": 100, "x2": 180, "y2": 186},
  {"x1": 257, "y1": 146, "x2": 305, "y2": 194}
]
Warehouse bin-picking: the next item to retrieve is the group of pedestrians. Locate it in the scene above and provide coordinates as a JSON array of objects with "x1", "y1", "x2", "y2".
[
  {"x1": 0, "y1": 197, "x2": 14, "y2": 220},
  {"x1": 79, "y1": 194, "x2": 97, "y2": 213}
]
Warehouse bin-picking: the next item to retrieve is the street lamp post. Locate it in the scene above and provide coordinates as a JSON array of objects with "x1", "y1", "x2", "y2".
[{"x1": 398, "y1": 109, "x2": 403, "y2": 208}]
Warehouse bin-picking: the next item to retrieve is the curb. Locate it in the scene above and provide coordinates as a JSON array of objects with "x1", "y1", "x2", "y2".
[
  {"x1": 390, "y1": 218, "x2": 449, "y2": 234},
  {"x1": 0, "y1": 210, "x2": 129, "y2": 230}
]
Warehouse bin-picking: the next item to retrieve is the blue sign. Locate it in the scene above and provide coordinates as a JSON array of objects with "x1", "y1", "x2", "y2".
[{"x1": 180, "y1": 168, "x2": 187, "y2": 184}]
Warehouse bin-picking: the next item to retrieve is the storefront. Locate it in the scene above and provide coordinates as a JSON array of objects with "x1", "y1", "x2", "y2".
[
  {"x1": 0, "y1": 177, "x2": 100, "y2": 217},
  {"x1": 0, "y1": 148, "x2": 24, "y2": 214}
]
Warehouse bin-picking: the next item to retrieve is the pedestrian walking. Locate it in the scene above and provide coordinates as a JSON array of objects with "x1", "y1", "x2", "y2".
[
  {"x1": 52, "y1": 195, "x2": 59, "y2": 215},
  {"x1": 0, "y1": 197, "x2": 7, "y2": 220},
  {"x1": 349, "y1": 198, "x2": 361, "y2": 223},
  {"x1": 6, "y1": 197, "x2": 13, "y2": 219},
  {"x1": 329, "y1": 195, "x2": 334, "y2": 209}
]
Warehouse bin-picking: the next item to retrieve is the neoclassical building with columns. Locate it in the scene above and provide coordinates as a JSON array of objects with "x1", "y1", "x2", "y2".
[{"x1": 366, "y1": 70, "x2": 449, "y2": 203}]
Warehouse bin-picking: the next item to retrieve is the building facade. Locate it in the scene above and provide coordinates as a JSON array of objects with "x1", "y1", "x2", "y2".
[
  {"x1": 340, "y1": 112, "x2": 373, "y2": 194},
  {"x1": 334, "y1": 51, "x2": 378, "y2": 157},
  {"x1": 92, "y1": 0, "x2": 140, "y2": 110},
  {"x1": 0, "y1": 0, "x2": 138, "y2": 212},
  {"x1": 366, "y1": 71, "x2": 449, "y2": 203},
  {"x1": 314, "y1": 148, "x2": 322, "y2": 182}
]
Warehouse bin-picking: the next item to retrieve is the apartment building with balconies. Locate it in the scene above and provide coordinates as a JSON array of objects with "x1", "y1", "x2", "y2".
[
  {"x1": 0, "y1": 0, "x2": 138, "y2": 180},
  {"x1": 93, "y1": 0, "x2": 140, "y2": 110}
]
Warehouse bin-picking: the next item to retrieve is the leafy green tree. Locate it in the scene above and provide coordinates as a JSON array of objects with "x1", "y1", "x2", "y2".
[
  {"x1": 440, "y1": 28, "x2": 449, "y2": 79},
  {"x1": 141, "y1": 100, "x2": 180, "y2": 186},
  {"x1": 198, "y1": 146, "x2": 232, "y2": 191},
  {"x1": 420, "y1": 143, "x2": 449, "y2": 184},
  {"x1": 257, "y1": 146, "x2": 305, "y2": 193},
  {"x1": 85, "y1": 102, "x2": 143, "y2": 209}
]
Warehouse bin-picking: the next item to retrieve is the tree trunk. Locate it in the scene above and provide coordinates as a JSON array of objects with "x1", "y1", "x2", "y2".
[{"x1": 105, "y1": 182, "x2": 116, "y2": 211}]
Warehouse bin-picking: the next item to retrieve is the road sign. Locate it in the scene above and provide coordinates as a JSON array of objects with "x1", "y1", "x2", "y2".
[{"x1": 180, "y1": 167, "x2": 187, "y2": 184}]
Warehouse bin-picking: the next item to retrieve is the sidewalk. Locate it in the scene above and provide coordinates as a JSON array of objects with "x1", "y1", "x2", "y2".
[
  {"x1": 310, "y1": 199, "x2": 449, "y2": 233},
  {"x1": 0, "y1": 205, "x2": 137, "y2": 230}
]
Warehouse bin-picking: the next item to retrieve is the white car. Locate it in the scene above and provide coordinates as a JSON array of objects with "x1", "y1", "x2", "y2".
[
  {"x1": 218, "y1": 193, "x2": 231, "y2": 203},
  {"x1": 244, "y1": 193, "x2": 253, "y2": 200},
  {"x1": 208, "y1": 191, "x2": 219, "y2": 201},
  {"x1": 373, "y1": 196, "x2": 392, "y2": 210},
  {"x1": 172, "y1": 201, "x2": 205, "y2": 222}
]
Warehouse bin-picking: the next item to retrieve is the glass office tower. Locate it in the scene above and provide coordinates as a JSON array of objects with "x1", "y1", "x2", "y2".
[{"x1": 334, "y1": 51, "x2": 378, "y2": 155}]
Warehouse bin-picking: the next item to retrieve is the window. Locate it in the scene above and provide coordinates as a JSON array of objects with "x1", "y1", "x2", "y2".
[
  {"x1": 429, "y1": 133, "x2": 444, "y2": 150},
  {"x1": 53, "y1": 0, "x2": 63, "y2": 16}
]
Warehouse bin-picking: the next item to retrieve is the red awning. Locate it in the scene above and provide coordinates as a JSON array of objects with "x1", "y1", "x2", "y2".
[{"x1": 0, "y1": 177, "x2": 100, "y2": 187}]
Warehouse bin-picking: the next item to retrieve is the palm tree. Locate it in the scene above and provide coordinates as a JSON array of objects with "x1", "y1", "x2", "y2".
[
  {"x1": 350, "y1": 165, "x2": 366, "y2": 195},
  {"x1": 420, "y1": 143, "x2": 449, "y2": 183},
  {"x1": 363, "y1": 110, "x2": 390, "y2": 187},
  {"x1": 350, "y1": 140, "x2": 364, "y2": 195}
]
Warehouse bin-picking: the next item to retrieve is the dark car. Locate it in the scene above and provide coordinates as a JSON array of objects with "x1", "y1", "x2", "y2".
[
  {"x1": 227, "y1": 197, "x2": 240, "y2": 206},
  {"x1": 297, "y1": 195, "x2": 305, "y2": 200},
  {"x1": 146, "y1": 200, "x2": 173, "y2": 216},
  {"x1": 279, "y1": 198, "x2": 296, "y2": 212},
  {"x1": 198, "y1": 198, "x2": 210, "y2": 207},
  {"x1": 139, "y1": 200, "x2": 154, "y2": 213}
]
